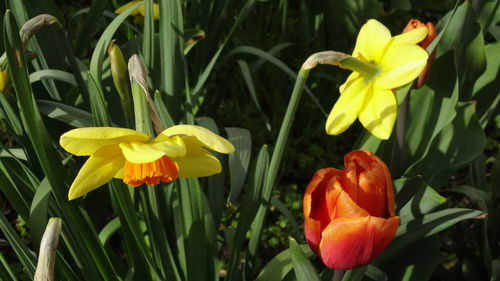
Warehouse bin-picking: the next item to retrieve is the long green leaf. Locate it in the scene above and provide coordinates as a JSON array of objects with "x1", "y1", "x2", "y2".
[{"x1": 289, "y1": 238, "x2": 321, "y2": 281}]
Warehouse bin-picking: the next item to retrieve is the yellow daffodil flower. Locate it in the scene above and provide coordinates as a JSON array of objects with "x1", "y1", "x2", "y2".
[
  {"x1": 326, "y1": 19, "x2": 429, "y2": 139},
  {"x1": 0, "y1": 69, "x2": 11, "y2": 93},
  {"x1": 60, "y1": 125, "x2": 234, "y2": 200},
  {"x1": 115, "y1": 1, "x2": 160, "y2": 20}
]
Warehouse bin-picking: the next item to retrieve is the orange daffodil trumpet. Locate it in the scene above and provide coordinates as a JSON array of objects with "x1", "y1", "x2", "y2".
[
  {"x1": 115, "y1": 1, "x2": 160, "y2": 20},
  {"x1": 303, "y1": 150, "x2": 399, "y2": 270},
  {"x1": 403, "y1": 19, "x2": 437, "y2": 89},
  {"x1": 326, "y1": 19, "x2": 429, "y2": 139},
  {"x1": 60, "y1": 125, "x2": 234, "y2": 200}
]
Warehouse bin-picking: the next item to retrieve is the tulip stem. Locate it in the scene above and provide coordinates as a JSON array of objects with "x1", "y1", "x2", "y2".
[{"x1": 333, "y1": 269, "x2": 345, "y2": 281}]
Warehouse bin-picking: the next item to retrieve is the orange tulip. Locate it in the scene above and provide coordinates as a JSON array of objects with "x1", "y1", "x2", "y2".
[
  {"x1": 303, "y1": 150, "x2": 399, "y2": 270},
  {"x1": 403, "y1": 19, "x2": 437, "y2": 88}
]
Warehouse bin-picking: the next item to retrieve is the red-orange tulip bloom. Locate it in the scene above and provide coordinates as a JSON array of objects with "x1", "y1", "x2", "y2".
[
  {"x1": 303, "y1": 150, "x2": 399, "y2": 270},
  {"x1": 403, "y1": 19, "x2": 437, "y2": 88}
]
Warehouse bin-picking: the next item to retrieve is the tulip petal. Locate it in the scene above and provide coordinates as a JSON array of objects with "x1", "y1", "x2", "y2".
[
  {"x1": 68, "y1": 145, "x2": 125, "y2": 200},
  {"x1": 352, "y1": 19, "x2": 391, "y2": 62},
  {"x1": 60, "y1": 127, "x2": 149, "y2": 156},
  {"x1": 119, "y1": 136, "x2": 187, "y2": 163},
  {"x1": 376, "y1": 44, "x2": 428, "y2": 89},
  {"x1": 358, "y1": 88, "x2": 397, "y2": 140},
  {"x1": 319, "y1": 216, "x2": 399, "y2": 270},
  {"x1": 304, "y1": 168, "x2": 341, "y2": 252},
  {"x1": 158, "y1": 125, "x2": 234, "y2": 154},
  {"x1": 174, "y1": 136, "x2": 223, "y2": 177},
  {"x1": 325, "y1": 77, "x2": 369, "y2": 135},
  {"x1": 392, "y1": 26, "x2": 428, "y2": 45}
]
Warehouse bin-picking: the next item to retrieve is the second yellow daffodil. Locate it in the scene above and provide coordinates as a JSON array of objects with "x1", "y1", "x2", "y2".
[
  {"x1": 326, "y1": 19, "x2": 429, "y2": 139},
  {"x1": 60, "y1": 125, "x2": 234, "y2": 200}
]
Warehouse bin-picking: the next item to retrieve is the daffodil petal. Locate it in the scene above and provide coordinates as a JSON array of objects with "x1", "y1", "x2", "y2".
[
  {"x1": 376, "y1": 44, "x2": 428, "y2": 89},
  {"x1": 119, "y1": 137, "x2": 186, "y2": 163},
  {"x1": 339, "y1": 72, "x2": 359, "y2": 93},
  {"x1": 358, "y1": 88, "x2": 397, "y2": 140},
  {"x1": 137, "y1": 3, "x2": 160, "y2": 19},
  {"x1": 352, "y1": 19, "x2": 391, "y2": 62},
  {"x1": 158, "y1": 125, "x2": 235, "y2": 154},
  {"x1": 175, "y1": 136, "x2": 222, "y2": 177},
  {"x1": 115, "y1": 0, "x2": 141, "y2": 15},
  {"x1": 325, "y1": 77, "x2": 369, "y2": 135},
  {"x1": 153, "y1": 3, "x2": 160, "y2": 19},
  {"x1": 68, "y1": 145, "x2": 125, "y2": 200},
  {"x1": 392, "y1": 26, "x2": 428, "y2": 45},
  {"x1": 60, "y1": 127, "x2": 149, "y2": 156}
]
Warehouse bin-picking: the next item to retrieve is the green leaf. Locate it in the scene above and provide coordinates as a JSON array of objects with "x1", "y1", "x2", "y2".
[
  {"x1": 255, "y1": 244, "x2": 314, "y2": 281},
  {"x1": 365, "y1": 265, "x2": 388, "y2": 281},
  {"x1": 0, "y1": 252, "x2": 18, "y2": 281},
  {"x1": 98, "y1": 217, "x2": 121, "y2": 246},
  {"x1": 29, "y1": 69, "x2": 76, "y2": 86},
  {"x1": 29, "y1": 178, "x2": 52, "y2": 250},
  {"x1": 226, "y1": 127, "x2": 251, "y2": 204},
  {"x1": 0, "y1": 211, "x2": 36, "y2": 279},
  {"x1": 472, "y1": 42, "x2": 500, "y2": 127},
  {"x1": 448, "y1": 185, "x2": 492, "y2": 212},
  {"x1": 89, "y1": 1, "x2": 143, "y2": 90},
  {"x1": 226, "y1": 145, "x2": 269, "y2": 281},
  {"x1": 385, "y1": 208, "x2": 484, "y2": 258},
  {"x1": 394, "y1": 177, "x2": 447, "y2": 224},
  {"x1": 379, "y1": 236, "x2": 439, "y2": 281},
  {"x1": 271, "y1": 197, "x2": 302, "y2": 241},
  {"x1": 403, "y1": 52, "x2": 459, "y2": 177},
  {"x1": 38, "y1": 100, "x2": 94, "y2": 128},
  {"x1": 289, "y1": 238, "x2": 321, "y2": 281},
  {"x1": 87, "y1": 71, "x2": 111, "y2": 126},
  {"x1": 405, "y1": 102, "x2": 486, "y2": 187}
]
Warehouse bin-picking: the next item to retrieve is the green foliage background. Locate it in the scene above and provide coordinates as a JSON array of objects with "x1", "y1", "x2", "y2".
[{"x1": 0, "y1": 0, "x2": 498, "y2": 280}]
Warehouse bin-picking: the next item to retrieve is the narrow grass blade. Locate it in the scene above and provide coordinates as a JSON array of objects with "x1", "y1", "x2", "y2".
[
  {"x1": 29, "y1": 69, "x2": 76, "y2": 86},
  {"x1": 0, "y1": 211, "x2": 36, "y2": 279}
]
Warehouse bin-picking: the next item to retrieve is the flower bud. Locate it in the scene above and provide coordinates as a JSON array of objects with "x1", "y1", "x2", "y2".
[
  {"x1": 0, "y1": 69, "x2": 11, "y2": 93},
  {"x1": 403, "y1": 19, "x2": 437, "y2": 88},
  {"x1": 108, "y1": 40, "x2": 133, "y2": 125},
  {"x1": 303, "y1": 150, "x2": 399, "y2": 270}
]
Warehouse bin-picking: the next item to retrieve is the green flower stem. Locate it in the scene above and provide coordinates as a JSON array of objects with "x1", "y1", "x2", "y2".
[
  {"x1": 332, "y1": 269, "x2": 345, "y2": 281},
  {"x1": 250, "y1": 50, "x2": 357, "y2": 258}
]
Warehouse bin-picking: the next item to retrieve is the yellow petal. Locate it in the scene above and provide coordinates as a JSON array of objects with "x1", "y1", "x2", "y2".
[
  {"x1": 175, "y1": 136, "x2": 222, "y2": 177},
  {"x1": 325, "y1": 76, "x2": 369, "y2": 135},
  {"x1": 115, "y1": 1, "x2": 141, "y2": 15},
  {"x1": 60, "y1": 127, "x2": 149, "y2": 156},
  {"x1": 376, "y1": 44, "x2": 428, "y2": 89},
  {"x1": 392, "y1": 26, "x2": 428, "y2": 46},
  {"x1": 119, "y1": 135, "x2": 186, "y2": 163},
  {"x1": 358, "y1": 88, "x2": 397, "y2": 140},
  {"x1": 137, "y1": 3, "x2": 160, "y2": 19},
  {"x1": 153, "y1": 3, "x2": 160, "y2": 19},
  {"x1": 339, "y1": 72, "x2": 359, "y2": 93},
  {"x1": 158, "y1": 125, "x2": 235, "y2": 154},
  {"x1": 352, "y1": 19, "x2": 391, "y2": 62},
  {"x1": 68, "y1": 145, "x2": 125, "y2": 200}
]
